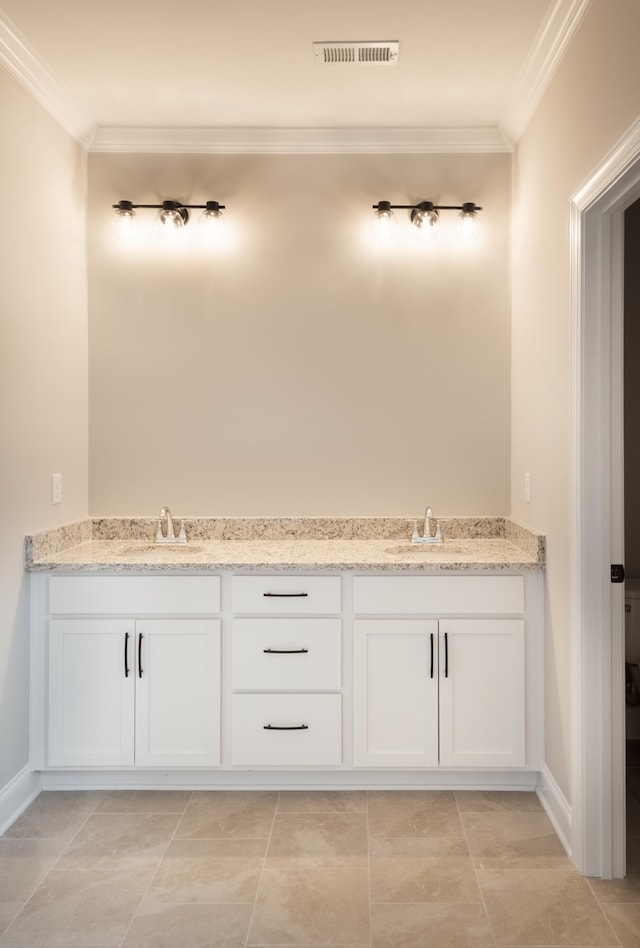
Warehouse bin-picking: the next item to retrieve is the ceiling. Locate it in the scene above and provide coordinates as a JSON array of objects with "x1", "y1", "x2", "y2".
[{"x1": 0, "y1": 0, "x2": 590, "y2": 151}]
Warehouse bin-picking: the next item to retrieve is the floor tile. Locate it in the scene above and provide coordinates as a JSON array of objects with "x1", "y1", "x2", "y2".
[
  {"x1": 367, "y1": 790, "x2": 463, "y2": 838},
  {"x1": 0, "y1": 839, "x2": 68, "y2": 934},
  {"x1": 146, "y1": 838, "x2": 267, "y2": 903},
  {"x1": 3, "y1": 792, "x2": 103, "y2": 840},
  {"x1": 55, "y1": 813, "x2": 179, "y2": 870},
  {"x1": 370, "y1": 836, "x2": 480, "y2": 903},
  {"x1": 464, "y1": 809, "x2": 572, "y2": 868},
  {"x1": 371, "y1": 902, "x2": 494, "y2": 947},
  {"x1": 248, "y1": 868, "x2": 369, "y2": 945},
  {"x1": 95, "y1": 790, "x2": 192, "y2": 814},
  {"x1": 175, "y1": 791, "x2": 278, "y2": 839},
  {"x1": 277, "y1": 791, "x2": 367, "y2": 813},
  {"x1": 478, "y1": 867, "x2": 619, "y2": 946},
  {"x1": 589, "y1": 873, "x2": 640, "y2": 903},
  {"x1": 123, "y1": 902, "x2": 252, "y2": 947},
  {"x1": 455, "y1": 789, "x2": 542, "y2": 812},
  {"x1": 265, "y1": 812, "x2": 367, "y2": 868},
  {"x1": 0, "y1": 868, "x2": 152, "y2": 947},
  {"x1": 601, "y1": 901, "x2": 640, "y2": 947}
]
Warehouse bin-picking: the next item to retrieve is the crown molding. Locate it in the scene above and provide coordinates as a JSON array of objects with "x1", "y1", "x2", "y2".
[
  {"x1": 0, "y1": 10, "x2": 95, "y2": 146},
  {"x1": 500, "y1": 0, "x2": 592, "y2": 146},
  {"x1": 89, "y1": 125, "x2": 510, "y2": 155},
  {"x1": 1, "y1": 0, "x2": 591, "y2": 155}
]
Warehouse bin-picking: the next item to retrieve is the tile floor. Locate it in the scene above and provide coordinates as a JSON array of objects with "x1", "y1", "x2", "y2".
[{"x1": 0, "y1": 785, "x2": 638, "y2": 947}]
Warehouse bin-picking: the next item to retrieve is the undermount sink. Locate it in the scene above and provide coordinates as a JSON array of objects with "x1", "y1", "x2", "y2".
[
  {"x1": 384, "y1": 543, "x2": 462, "y2": 555},
  {"x1": 126, "y1": 544, "x2": 203, "y2": 554}
]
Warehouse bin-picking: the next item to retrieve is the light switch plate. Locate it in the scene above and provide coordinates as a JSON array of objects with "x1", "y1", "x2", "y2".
[
  {"x1": 524, "y1": 472, "x2": 532, "y2": 504},
  {"x1": 52, "y1": 473, "x2": 62, "y2": 505}
]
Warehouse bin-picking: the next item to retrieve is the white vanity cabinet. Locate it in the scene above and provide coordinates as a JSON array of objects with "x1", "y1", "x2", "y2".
[
  {"x1": 230, "y1": 575, "x2": 343, "y2": 766},
  {"x1": 353, "y1": 576, "x2": 528, "y2": 769},
  {"x1": 31, "y1": 565, "x2": 541, "y2": 785},
  {"x1": 43, "y1": 576, "x2": 221, "y2": 768}
]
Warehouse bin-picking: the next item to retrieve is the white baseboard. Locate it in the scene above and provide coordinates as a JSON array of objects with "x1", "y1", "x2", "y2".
[
  {"x1": 40, "y1": 769, "x2": 539, "y2": 792},
  {"x1": 537, "y1": 764, "x2": 572, "y2": 858},
  {"x1": 0, "y1": 765, "x2": 41, "y2": 835}
]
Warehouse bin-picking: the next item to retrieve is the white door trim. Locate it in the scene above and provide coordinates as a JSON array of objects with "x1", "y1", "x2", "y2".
[{"x1": 570, "y1": 116, "x2": 640, "y2": 877}]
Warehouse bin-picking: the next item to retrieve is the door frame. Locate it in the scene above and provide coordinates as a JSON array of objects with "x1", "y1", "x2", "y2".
[{"x1": 571, "y1": 117, "x2": 640, "y2": 877}]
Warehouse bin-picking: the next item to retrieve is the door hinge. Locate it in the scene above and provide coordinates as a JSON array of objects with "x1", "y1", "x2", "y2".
[{"x1": 611, "y1": 564, "x2": 625, "y2": 583}]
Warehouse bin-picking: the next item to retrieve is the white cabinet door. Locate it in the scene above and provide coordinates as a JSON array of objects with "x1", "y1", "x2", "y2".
[
  {"x1": 353, "y1": 619, "x2": 439, "y2": 767},
  {"x1": 438, "y1": 619, "x2": 525, "y2": 768},
  {"x1": 135, "y1": 619, "x2": 221, "y2": 767},
  {"x1": 48, "y1": 619, "x2": 135, "y2": 767}
]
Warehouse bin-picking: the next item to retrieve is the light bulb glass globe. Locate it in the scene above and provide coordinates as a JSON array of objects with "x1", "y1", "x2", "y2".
[
  {"x1": 457, "y1": 206, "x2": 479, "y2": 240},
  {"x1": 199, "y1": 206, "x2": 227, "y2": 245},
  {"x1": 111, "y1": 204, "x2": 139, "y2": 244},
  {"x1": 160, "y1": 209, "x2": 186, "y2": 230},
  {"x1": 411, "y1": 206, "x2": 439, "y2": 243},
  {"x1": 371, "y1": 205, "x2": 396, "y2": 244}
]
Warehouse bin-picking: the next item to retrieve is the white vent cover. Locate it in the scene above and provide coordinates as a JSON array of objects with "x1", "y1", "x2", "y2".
[{"x1": 313, "y1": 41, "x2": 399, "y2": 65}]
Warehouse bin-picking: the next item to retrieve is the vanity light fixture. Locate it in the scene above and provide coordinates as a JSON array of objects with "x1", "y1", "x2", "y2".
[
  {"x1": 112, "y1": 199, "x2": 226, "y2": 241},
  {"x1": 372, "y1": 200, "x2": 482, "y2": 242}
]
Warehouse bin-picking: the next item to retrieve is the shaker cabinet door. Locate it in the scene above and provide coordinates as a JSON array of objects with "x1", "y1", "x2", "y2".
[
  {"x1": 353, "y1": 619, "x2": 439, "y2": 767},
  {"x1": 135, "y1": 619, "x2": 221, "y2": 767},
  {"x1": 438, "y1": 618, "x2": 525, "y2": 768},
  {"x1": 48, "y1": 618, "x2": 135, "y2": 767}
]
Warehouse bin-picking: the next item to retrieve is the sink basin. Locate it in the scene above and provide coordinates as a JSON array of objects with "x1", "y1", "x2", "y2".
[
  {"x1": 384, "y1": 543, "x2": 462, "y2": 555},
  {"x1": 125, "y1": 544, "x2": 203, "y2": 555}
]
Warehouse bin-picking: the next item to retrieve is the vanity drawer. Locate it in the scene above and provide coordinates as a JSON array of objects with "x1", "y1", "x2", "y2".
[
  {"x1": 231, "y1": 693, "x2": 342, "y2": 766},
  {"x1": 353, "y1": 575, "x2": 524, "y2": 615},
  {"x1": 232, "y1": 576, "x2": 341, "y2": 614},
  {"x1": 232, "y1": 619, "x2": 342, "y2": 690},
  {"x1": 48, "y1": 576, "x2": 221, "y2": 615}
]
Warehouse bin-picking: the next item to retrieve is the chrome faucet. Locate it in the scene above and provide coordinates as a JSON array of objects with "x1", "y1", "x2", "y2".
[
  {"x1": 155, "y1": 506, "x2": 187, "y2": 544},
  {"x1": 411, "y1": 506, "x2": 443, "y2": 544}
]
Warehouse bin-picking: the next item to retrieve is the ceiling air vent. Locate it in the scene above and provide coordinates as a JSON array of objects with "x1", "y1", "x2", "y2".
[{"x1": 313, "y1": 41, "x2": 399, "y2": 65}]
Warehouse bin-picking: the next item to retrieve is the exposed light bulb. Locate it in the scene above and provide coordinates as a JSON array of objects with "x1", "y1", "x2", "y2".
[
  {"x1": 457, "y1": 202, "x2": 480, "y2": 240},
  {"x1": 371, "y1": 201, "x2": 396, "y2": 244},
  {"x1": 411, "y1": 203, "x2": 439, "y2": 243},
  {"x1": 199, "y1": 201, "x2": 227, "y2": 245},
  {"x1": 159, "y1": 201, "x2": 189, "y2": 238},
  {"x1": 112, "y1": 201, "x2": 139, "y2": 243}
]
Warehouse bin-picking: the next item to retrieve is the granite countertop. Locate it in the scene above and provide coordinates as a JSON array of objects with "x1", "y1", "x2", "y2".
[{"x1": 25, "y1": 517, "x2": 545, "y2": 573}]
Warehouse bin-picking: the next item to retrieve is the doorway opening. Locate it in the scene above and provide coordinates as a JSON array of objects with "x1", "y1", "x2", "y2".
[
  {"x1": 624, "y1": 197, "x2": 640, "y2": 857},
  {"x1": 571, "y1": 118, "x2": 640, "y2": 879}
]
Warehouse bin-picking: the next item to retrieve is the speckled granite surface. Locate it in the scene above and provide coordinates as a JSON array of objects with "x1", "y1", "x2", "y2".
[{"x1": 25, "y1": 517, "x2": 545, "y2": 573}]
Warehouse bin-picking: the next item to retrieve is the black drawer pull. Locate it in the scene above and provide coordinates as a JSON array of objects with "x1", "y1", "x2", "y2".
[
  {"x1": 263, "y1": 723, "x2": 309, "y2": 731},
  {"x1": 444, "y1": 631, "x2": 448, "y2": 678},
  {"x1": 124, "y1": 632, "x2": 130, "y2": 678},
  {"x1": 263, "y1": 648, "x2": 309, "y2": 654},
  {"x1": 138, "y1": 633, "x2": 143, "y2": 678},
  {"x1": 429, "y1": 632, "x2": 434, "y2": 679},
  {"x1": 263, "y1": 592, "x2": 309, "y2": 598}
]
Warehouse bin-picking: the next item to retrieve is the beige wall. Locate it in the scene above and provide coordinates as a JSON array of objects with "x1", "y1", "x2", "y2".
[
  {"x1": 0, "y1": 68, "x2": 88, "y2": 788},
  {"x1": 511, "y1": 0, "x2": 640, "y2": 798},
  {"x1": 87, "y1": 152, "x2": 511, "y2": 517}
]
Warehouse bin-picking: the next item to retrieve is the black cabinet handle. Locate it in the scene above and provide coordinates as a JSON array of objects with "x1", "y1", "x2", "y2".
[
  {"x1": 124, "y1": 632, "x2": 130, "y2": 678},
  {"x1": 263, "y1": 723, "x2": 309, "y2": 731},
  {"x1": 444, "y1": 631, "x2": 448, "y2": 678},
  {"x1": 263, "y1": 648, "x2": 309, "y2": 654},
  {"x1": 263, "y1": 592, "x2": 309, "y2": 598},
  {"x1": 430, "y1": 633, "x2": 434, "y2": 679},
  {"x1": 138, "y1": 633, "x2": 143, "y2": 678}
]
